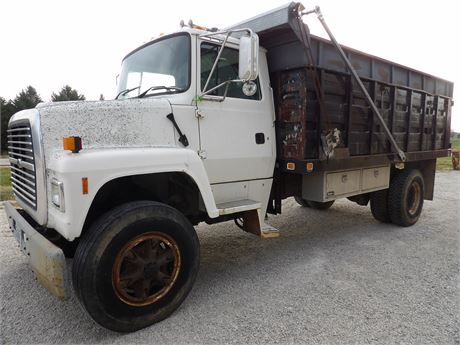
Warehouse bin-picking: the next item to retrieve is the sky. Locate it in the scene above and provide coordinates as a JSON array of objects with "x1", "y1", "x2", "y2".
[{"x1": 1, "y1": 0, "x2": 459, "y2": 131}]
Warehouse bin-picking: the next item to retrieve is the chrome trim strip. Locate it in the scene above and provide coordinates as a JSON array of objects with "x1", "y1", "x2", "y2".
[
  {"x1": 11, "y1": 176, "x2": 36, "y2": 192},
  {"x1": 8, "y1": 157, "x2": 35, "y2": 171},
  {"x1": 11, "y1": 171, "x2": 36, "y2": 186},
  {"x1": 8, "y1": 146, "x2": 33, "y2": 153},
  {"x1": 11, "y1": 187, "x2": 37, "y2": 207},
  {"x1": 11, "y1": 182, "x2": 37, "y2": 201},
  {"x1": 8, "y1": 151, "x2": 34, "y2": 160},
  {"x1": 7, "y1": 127, "x2": 30, "y2": 132},
  {"x1": 7, "y1": 140, "x2": 33, "y2": 145},
  {"x1": 7, "y1": 134, "x2": 32, "y2": 139},
  {"x1": 10, "y1": 165, "x2": 35, "y2": 179}
]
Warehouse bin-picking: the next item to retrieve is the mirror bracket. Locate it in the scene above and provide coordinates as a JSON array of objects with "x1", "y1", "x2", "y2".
[
  {"x1": 201, "y1": 79, "x2": 244, "y2": 102},
  {"x1": 200, "y1": 28, "x2": 258, "y2": 96}
]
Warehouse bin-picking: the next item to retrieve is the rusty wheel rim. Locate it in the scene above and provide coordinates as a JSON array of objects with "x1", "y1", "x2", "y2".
[
  {"x1": 112, "y1": 232, "x2": 181, "y2": 307},
  {"x1": 407, "y1": 181, "x2": 421, "y2": 216}
]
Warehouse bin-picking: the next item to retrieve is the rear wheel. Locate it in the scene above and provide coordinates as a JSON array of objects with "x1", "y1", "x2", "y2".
[
  {"x1": 370, "y1": 189, "x2": 391, "y2": 223},
  {"x1": 294, "y1": 196, "x2": 310, "y2": 207},
  {"x1": 388, "y1": 169, "x2": 424, "y2": 227},
  {"x1": 306, "y1": 200, "x2": 334, "y2": 210},
  {"x1": 72, "y1": 201, "x2": 200, "y2": 332},
  {"x1": 294, "y1": 197, "x2": 334, "y2": 210}
]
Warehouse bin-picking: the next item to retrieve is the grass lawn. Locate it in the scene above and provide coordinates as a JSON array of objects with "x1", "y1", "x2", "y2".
[
  {"x1": 0, "y1": 168, "x2": 13, "y2": 201},
  {"x1": 451, "y1": 137, "x2": 460, "y2": 148},
  {"x1": 436, "y1": 156, "x2": 454, "y2": 170},
  {"x1": 436, "y1": 138, "x2": 460, "y2": 171}
]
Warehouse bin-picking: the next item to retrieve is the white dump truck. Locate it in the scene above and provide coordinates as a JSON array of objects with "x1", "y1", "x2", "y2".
[{"x1": 5, "y1": 2, "x2": 452, "y2": 332}]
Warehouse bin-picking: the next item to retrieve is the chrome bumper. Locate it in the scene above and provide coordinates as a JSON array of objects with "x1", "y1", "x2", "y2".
[{"x1": 5, "y1": 202, "x2": 70, "y2": 299}]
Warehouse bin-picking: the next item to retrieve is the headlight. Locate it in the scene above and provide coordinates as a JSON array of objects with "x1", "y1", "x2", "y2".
[{"x1": 51, "y1": 178, "x2": 65, "y2": 212}]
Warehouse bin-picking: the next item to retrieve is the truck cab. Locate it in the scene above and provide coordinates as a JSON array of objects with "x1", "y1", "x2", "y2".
[
  {"x1": 114, "y1": 28, "x2": 277, "y2": 220},
  {"x1": 6, "y1": 24, "x2": 278, "y2": 332}
]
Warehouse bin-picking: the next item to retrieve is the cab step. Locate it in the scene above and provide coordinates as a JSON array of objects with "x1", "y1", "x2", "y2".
[
  {"x1": 216, "y1": 200, "x2": 279, "y2": 238},
  {"x1": 217, "y1": 199, "x2": 261, "y2": 216}
]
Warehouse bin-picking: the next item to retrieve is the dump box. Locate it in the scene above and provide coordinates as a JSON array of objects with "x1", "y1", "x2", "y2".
[{"x1": 231, "y1": 2, "x2": 453, "y2": 172}]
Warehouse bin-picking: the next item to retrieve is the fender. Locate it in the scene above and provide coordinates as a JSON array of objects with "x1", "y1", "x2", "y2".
[{"x1": 46, "y1": 147, "x2": 219, "y2": 241}]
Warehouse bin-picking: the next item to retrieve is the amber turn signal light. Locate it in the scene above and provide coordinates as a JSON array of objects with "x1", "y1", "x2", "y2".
[
  {"x1": 286, "y1": 162, "x2": 296, "y2": 170},
  {"x1": 82, "y1": 177, "x2": 88, "y2": 194},
  {"x1": 63, "y1": 136, "x2": 82, "y2": 153}
]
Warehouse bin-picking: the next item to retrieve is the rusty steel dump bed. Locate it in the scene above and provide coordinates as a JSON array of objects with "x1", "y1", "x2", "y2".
[{"x1": 231, "y1": 2, "x2": 453, "y2": 173}]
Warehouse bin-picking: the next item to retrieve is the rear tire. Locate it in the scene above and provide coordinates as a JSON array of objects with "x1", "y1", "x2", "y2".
[
  {"x1": 72, "y1": 201, "x2": 200, "y2": 332},
  {"x1": 295, "y1": 197, "x2": 334, "y2": 210},
  {"x1": 294, "y1": 196, "x2": 310, "y2": 207},
  {"x1": 370, "y1": 190, "x2": 391, "y2": 223},
  {"x1": 388, "y1": 169, "x2": 424, "y2": 227},
  {"x1": 306, "y1": 200, "x2": 334, "y2": 210}
]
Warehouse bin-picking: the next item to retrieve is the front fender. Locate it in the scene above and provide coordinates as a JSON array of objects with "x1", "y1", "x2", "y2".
[{"x1": 46, "y1": 147, "x2": 218, "y2": 241}]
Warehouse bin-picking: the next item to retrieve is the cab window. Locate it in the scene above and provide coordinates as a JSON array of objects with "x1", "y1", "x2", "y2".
[{"x1": 200, "y1": 42, "x2": 261, "y2": 100}]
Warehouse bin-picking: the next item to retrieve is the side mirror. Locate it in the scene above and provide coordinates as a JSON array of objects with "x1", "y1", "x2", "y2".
[{"x1": 239, "y1": 33, "x2": 259, "y2": 81}]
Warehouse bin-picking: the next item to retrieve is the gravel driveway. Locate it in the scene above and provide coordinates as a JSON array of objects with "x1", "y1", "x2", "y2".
[{"x1": 1, "y1": 171, "x2": 459, "y2": 345}]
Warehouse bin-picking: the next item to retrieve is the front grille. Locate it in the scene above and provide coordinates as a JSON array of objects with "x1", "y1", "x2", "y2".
[{"x1": 7, "y1": 121, "x2": 37, "y2": 209}]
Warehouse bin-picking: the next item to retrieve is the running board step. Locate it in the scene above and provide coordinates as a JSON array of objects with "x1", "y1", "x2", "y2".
[
  {"x1": 217, "y1": 199, "x2": 261, "y2": 216},
  {"x1": 217, "y1": 200, "x2": 280, "y2": 238}
]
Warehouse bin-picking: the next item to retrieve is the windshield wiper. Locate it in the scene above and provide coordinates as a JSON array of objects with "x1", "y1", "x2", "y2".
[
  {"x1": 115, "y1": 86, "x2": 140, "y2": 99},
  {"x1": 137, "y1": 86, "x2": 183, "y2": 98}
]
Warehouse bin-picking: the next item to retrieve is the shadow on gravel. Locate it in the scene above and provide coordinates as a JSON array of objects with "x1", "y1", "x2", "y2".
[{"x1": 195, "y1": 201, "x2": 399, "y2": 290}]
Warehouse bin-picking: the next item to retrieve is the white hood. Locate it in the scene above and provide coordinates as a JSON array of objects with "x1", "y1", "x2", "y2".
[{"x1": 36, "y1": 98, "x2": 175, "y2": 165}]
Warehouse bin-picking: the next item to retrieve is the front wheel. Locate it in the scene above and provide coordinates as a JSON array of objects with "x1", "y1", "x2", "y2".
[{"x1": 72, "y1": 201, "x2": 200, "y2": 332}]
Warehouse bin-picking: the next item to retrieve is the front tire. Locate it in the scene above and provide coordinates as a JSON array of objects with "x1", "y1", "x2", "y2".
[
  {"x1": 388, "y1": 169, "x2": 424, "y2": 227},
  {"x1": 72, "y1": 201, "x2": 200, "y2": 332}
]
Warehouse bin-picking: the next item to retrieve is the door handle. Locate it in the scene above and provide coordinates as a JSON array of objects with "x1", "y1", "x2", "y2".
[{"x1": 255, "y1": 133, "x2": 265, "y2": 144}]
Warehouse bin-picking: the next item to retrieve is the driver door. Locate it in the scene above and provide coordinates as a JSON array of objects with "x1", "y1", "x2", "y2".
[{"x1": 196, "y1": 40, "x2": 274, "y2": 185}]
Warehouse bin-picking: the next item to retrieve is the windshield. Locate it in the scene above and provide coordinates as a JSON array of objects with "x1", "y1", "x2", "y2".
[{"x1": 117, "y1": 33, "x2": 190, "y2": 99}]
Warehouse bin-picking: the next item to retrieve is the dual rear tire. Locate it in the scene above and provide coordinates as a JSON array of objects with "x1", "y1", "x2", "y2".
[
  {"x1": 295, "y1": 168, "x2": 424, "y2": 226},
  {"x1": 370, "y1": 169, "x2": 424, "y2": 227}
]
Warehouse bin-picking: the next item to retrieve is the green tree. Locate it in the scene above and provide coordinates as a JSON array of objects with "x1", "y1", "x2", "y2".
[
  {"x1": 1, "y1": 86, "x2": 42, "y2": 154},
  {"x1": 51, "y1": 85, "x2": 85, "y2": 102},
  {"x1": 1, "y1": 98, "x2": 16, "y2": 154},
  {"x1": 13, "y1": 86, "x2": 43, "y2": 110}
]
